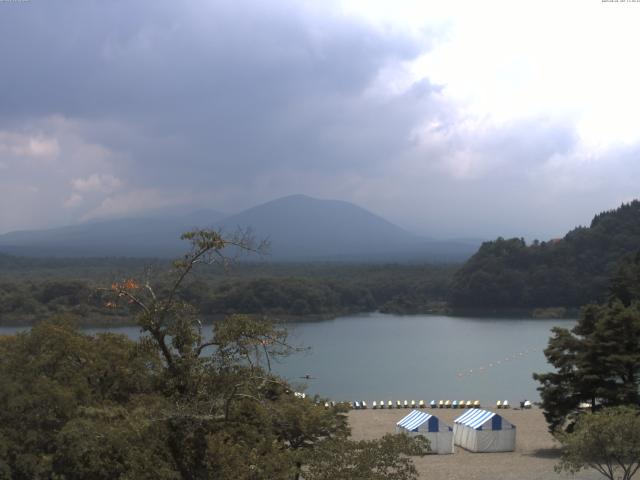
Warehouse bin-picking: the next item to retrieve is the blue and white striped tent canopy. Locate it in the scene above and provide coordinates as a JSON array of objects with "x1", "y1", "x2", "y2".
[
  {"x1": 397, "y1": 410, "x2": 439, "y2": 432},
  {"x1": 397, "y1": 410, "x2": 454, "y2": 453},
  {"x1": 453, "y1": 408, "x2": 515, "y2": 452},
  {"x1": 454, "y1": 408, "x2": 511, "y2": 431}
]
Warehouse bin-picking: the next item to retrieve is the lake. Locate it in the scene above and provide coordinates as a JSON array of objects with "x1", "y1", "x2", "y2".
[
  {"x1": 275, "y1": 313, "x2": 574, "y2": 405},
  {"x1": 0, "y1": 312, "x2": 574, "y2": 405}
]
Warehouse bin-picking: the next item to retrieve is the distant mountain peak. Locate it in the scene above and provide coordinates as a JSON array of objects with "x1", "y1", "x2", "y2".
[
  {"x1": 0, "y1": 195, "x2": 477, "y2": 261},
  {"x1": 215, "y1": 195, "x2": 420, "y2": 260}
]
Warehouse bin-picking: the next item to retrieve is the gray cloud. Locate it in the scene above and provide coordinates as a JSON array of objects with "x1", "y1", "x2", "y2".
[{"x1": 0, "y1": 0, "x2": 637, "y2": 239}]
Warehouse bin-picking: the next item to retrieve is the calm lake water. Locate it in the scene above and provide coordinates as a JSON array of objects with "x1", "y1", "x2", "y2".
[
  {"x1": 0, "y1": 312, "x2": 574, "y2": 405},
  {"x1": 274, "y1": 313, "x2": 575, "y2": 404}
]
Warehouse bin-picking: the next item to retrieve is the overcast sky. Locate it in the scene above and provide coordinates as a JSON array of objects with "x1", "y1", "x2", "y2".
[{"x1": 1, "y1": 0, "x2": 639, "y2": 239}]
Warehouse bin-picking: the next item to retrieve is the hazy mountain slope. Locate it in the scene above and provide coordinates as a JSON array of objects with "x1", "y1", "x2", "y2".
[
  {"x1": 449, "y1": 200, "x2": 640, "y2": 309},
  {"x1": 0, "y1": 195, "x2": 477, "y2": 261},
  {"x1": 0, "y1": 210, "x2": 225, "y2": 257},
  {"x1": 216, "y1": 194, "x2": 423, "y2": 260}
]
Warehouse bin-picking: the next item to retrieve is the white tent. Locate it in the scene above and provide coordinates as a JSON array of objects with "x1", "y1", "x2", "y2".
[
  {"x1": 396, "y1": 409, "x2": 454, "y2": 454},
  {"x1": 453, "y1": 409, "x2": 516, "y2": 452}
]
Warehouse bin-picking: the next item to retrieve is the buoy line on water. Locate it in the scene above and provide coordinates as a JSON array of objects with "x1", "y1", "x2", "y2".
[{"x1": 455, "y1": 347, "x2": 539, "y2": 379}]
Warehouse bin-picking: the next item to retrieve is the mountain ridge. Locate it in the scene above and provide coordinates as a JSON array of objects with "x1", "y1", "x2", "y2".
[{"x1": 0, "y1": 195, "x2": 478, "y2": 261}]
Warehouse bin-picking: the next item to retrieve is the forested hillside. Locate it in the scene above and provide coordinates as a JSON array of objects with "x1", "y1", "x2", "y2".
[{"x1": 449, "y1": 201, "x2": 640, "y2": 309}]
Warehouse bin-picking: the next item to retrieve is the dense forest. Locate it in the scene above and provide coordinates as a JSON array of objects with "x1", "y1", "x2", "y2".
[
  {"x1": 449, "y1": 201, "x2": 640, "y2": 310},
  {"x1": 0, "y1": 259, "x2": 455, "y2": 326}
]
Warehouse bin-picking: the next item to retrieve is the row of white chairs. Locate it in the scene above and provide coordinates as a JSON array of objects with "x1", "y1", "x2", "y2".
[
  {"x1": 320, "y1": 400, "x2": 486, "y2": 410},
  {"x1": 317, "y1": 399, "x2": 515, "y2": 410},
  {"x1": 433, "y1": 400, "x2": 481, "y2": 409}
]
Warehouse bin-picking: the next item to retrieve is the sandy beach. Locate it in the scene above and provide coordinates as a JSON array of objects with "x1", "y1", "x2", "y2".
[{"x1": 348, "y1": 407, "x2": 603, "y2": 480}]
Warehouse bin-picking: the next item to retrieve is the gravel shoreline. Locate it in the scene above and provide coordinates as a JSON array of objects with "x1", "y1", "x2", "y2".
[{"x1": 348, "y1": 408, "x2": 602, "y2": 480}]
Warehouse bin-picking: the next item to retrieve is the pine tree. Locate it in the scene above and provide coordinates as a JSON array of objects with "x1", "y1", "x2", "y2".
[{"x1": 534, "y1": 251, "x2": 640, "y2": 432}]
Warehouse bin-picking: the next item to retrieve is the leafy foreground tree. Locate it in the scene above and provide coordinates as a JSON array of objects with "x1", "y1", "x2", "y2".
[
  {"x1": 305, "y1": 434, "x2": 429, "y2": 480},
  {"x1": 0, "y1": 230, "x2": 428, "y2": 479},
  {"x1": 556, "y1": 406, "x2": 640, "y2": 480},
  {"x1": 534, "y1": 251, "x2": 640, "y2": 433}
]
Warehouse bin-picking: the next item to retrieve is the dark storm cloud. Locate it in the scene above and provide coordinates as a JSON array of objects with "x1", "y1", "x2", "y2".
[
  {"x1": 0, "y1": 0, "x2": 636, "y2": 238},
  {"x1": 0, "y1": 0, "x2": 432, "y2": 185},
  {"x1": 0, "y1": 0, "x2": 419, "y2": 129}
]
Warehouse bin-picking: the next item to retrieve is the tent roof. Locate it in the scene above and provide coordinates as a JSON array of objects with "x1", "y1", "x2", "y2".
[
  {"x1": 454, "y1": 409, "x2": 499, "y2": 430},
  {"x1": 397, "y1": 410, "x2": 435, "y2": 431}
]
